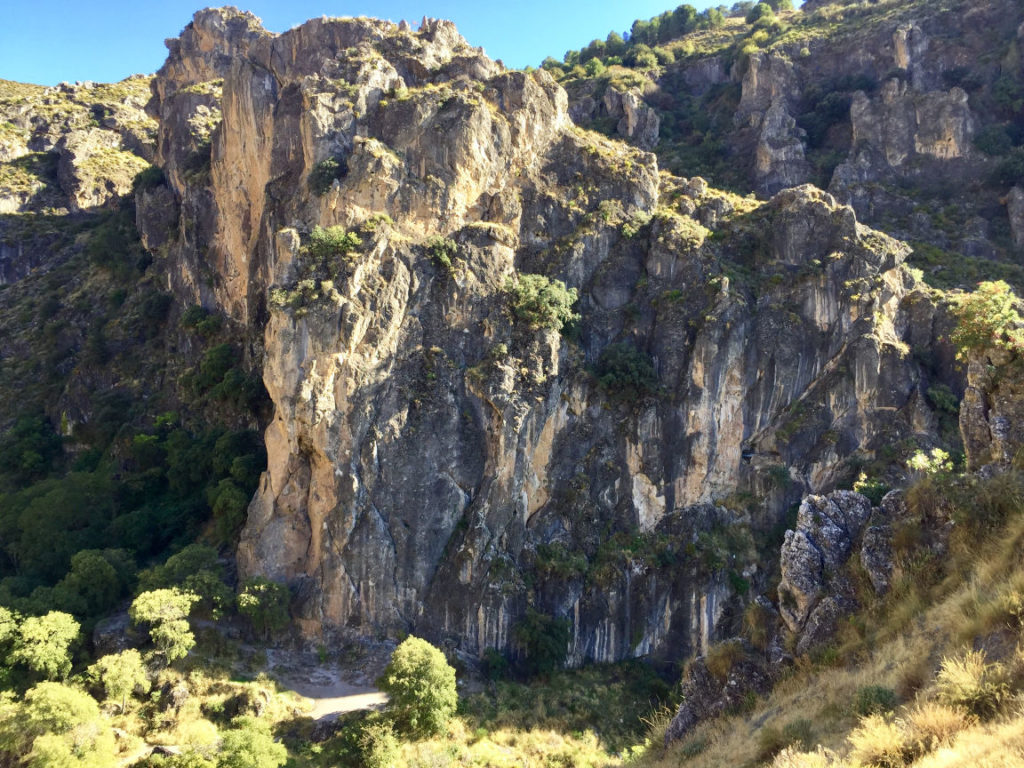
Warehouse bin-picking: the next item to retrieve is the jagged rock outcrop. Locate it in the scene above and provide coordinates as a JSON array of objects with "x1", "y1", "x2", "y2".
[
  {"x1": 663, "y1": 644, "x2": 774, "y2": 745},
  {"x1": 778, "y1": 491, "x2": 871, "y2": 651},
  {"x1": 0, "y1": 78, "x2": 155, "y2": 218},
  {"x1": 140, "y1": 9, "x2": 947, "y2": 663},
  {"x1": 603, "y1": 87, "x2": 660, "y2": 150},
  {"x1": 830, "y1": 80, "x2": 977, "y2": 218},
  {"x1": 562, "y1": 0, "x2": 1023, "y2": 262},
  {"x1": 736, "y1": 52, "x2": 811, "y2": 196},
  {"x1": 777, "y1": 489, "x2": 902, "y2": 655},
  {"x1": 960, "y1": 347, "x2": 1024, "y2": 471}
]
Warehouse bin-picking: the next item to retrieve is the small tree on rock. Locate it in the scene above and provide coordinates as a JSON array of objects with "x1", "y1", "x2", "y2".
[{"x1": 376, "y1": 636, "x2": 457, "y2": 737}]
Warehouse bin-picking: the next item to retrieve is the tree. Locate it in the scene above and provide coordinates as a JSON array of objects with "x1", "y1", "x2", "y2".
[
  {"x1": 596, "y1": 342, "x2": 659, "y2": 400},
  {"x1": 950, "y1": 280, "x2": 1024, "y2": 360},
  {"x1": 218, "y1": 716, "x2": 287, "y2": 768},
  {"x1": 88, "y1": 649, "x2": 150, "y2": 712},
  {"x1": 512, "y1": 608, "x2": 569, "y2": 677},
  {"x1": 138, "y1": 543, "x2": 231, "y2": 620},
  {"x1": 376, "y1": 636, "x2": 457, "y2": 737},
  {"x1": 10, "y1": 612, "x2": 79, "y2": 681},
  {"x1": 0, "y1": 682, "x2": 116, "y2": 767},
  {"x1": 605, "y1": 31, "x2": 626, "y2": 58},
  {"x1": 53, "y1": 549, "x2": 129, "y2": 617},
  {"x1": 745, "y1": 2, "x2": 775, "y2": 24},
  {"x1": 130, "y1": 588, "x2": 198, "y2": 662},
  {"x1": 236, "y1": 578, "x2": 290, "y2": 642},
  {"x1": 506, "y1": 274, "x2": 579, "y2": 332}
]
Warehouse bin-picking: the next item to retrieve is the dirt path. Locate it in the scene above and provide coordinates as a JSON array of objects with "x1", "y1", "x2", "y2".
[{"x1": 263, "y1": 647, "x2": 390, "y2": 722}]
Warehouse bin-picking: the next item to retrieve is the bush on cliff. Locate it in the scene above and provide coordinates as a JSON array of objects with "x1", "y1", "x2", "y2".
[{"x1": 506, "y1": 274, "x2": 579, "y2": 332}]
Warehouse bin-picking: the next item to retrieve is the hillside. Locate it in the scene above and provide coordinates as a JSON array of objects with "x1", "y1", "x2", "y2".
[{"x1": 0, "y1": 1, "x2": 1023, "y2": 767}]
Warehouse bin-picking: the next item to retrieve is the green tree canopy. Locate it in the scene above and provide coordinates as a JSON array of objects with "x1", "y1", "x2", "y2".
[
  {"x1": 217, "y1": 716, "x2": 287, "y2": 768},
  {"x1": 9, "y1": 611, "x2": 79, "y2": 681},
  {"x1": 0, "y1": 682, "x2": 115, "y2": 767},
  {"x1": 950, "y1": 280, "x2": 1024, "y2": 360},
  {"x1": 506, "y1": 274, "x2": 579, "y2": 332},
  {"x1": 236, "y1": 578, "x2": 290, "y2": 642},
  {"x1": 376, "y1": 636, "x2": 458, "y2": 737},
  {"x1": 130, "y1": 588, "x2": 198, "y2": 662},
  {"x1": 88, "y1": 649, "x2": 150, "y2": 712}
]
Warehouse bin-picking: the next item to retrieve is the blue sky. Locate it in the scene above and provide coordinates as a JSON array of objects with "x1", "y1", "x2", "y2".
[{"x1": 2, "y1": 1, "x2": 727, "y2": 86}]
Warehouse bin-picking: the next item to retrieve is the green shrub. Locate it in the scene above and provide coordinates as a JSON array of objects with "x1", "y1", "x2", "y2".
[
  {"x1": 308, "y1": 157, "x2": 346, "y2": 195},
  {"x1": 133, "y1": 164, "x2": 166, "y2": 192},
  {"x1": 926, "y1": 383, "x2": 959, "y2": 414},
  {"x1": 654, "y1": 47, "x2": 675, "y2": 65},
  {"x1": 854, "y1": 685, "x2": 898, "y2": 716},
  {"x1": 9, "y1": 612, "x2": 80, "y2": 681},
  {"x1": 236, "y1": 577, "x2": 290, "y2": 642},
  {"x1": 129, "y1": 588, "x2": 198, "y2": 662},
  {"x1": 219, "y1": 715, "x2": 287, "y2": 768},
  {"x1": 853, "y1": 473, "x2": 889, "y2": 506},
  {"x1": 595, "y1": 342, "x2": 658, "y2": 400},
  {"x1": 949, "y1": 281, "x2": 1024, "y2": 359},
  {"x1": 0, "y1": 413, "x2": 63, "y2": 487},
  {"x1": 993, "y1": 74, "x2": 1024, "y2": 115},
  {"x1": 86, "y1": 648, "x2": 150, "y2": 712},
  {"x1": 704, "y1": 639, "x2": 744, "y2": 682},
  {"x1": 377, "y1": 636, "x2": 458, "y2": 736},
  {"x1": 745, "y1": 2, "x2": 775, "y2": 24},
  {"x1": 756, "y1": 718, "x2": 813, "y2": 762},
  {"x1": 181, "y1": 305, "x2": 222, "y2": 339},
  {"x1": 513, "y1": 608, "x2": 569, "y2": 677},
  {"x1": 993, "y1": 147, "x2": 1024, "y2": 188},
  {"x1": 308, "y1": 225, "x2": 361, "y2": 262},
  {"x1": 425, "y1": 235, "x2": 458, "y2": 272},
  {"x1": 935, "y1": 650, "x2": 1010, "y2": 719},
  {"x1": 357, "y1": 715, "x2": 399, "y2": 768},
  {"x1": 974, "y1": 124, "x2": 1014, "y2": 156},
  {"x1": 507, "y1": 274, "x2": 579, "y2": 331},
  {"x1": 481, "y1": 648, "x2": 510, "y2": 681},
  {"x1": 847, "y1": 714, "x2": 913, "y2": 768}
]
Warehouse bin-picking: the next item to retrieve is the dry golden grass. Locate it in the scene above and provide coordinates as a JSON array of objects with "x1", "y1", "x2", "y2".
[
  {"x1": 847, "y1": 714, "x2": 912, "y2": 767},
  {"x1": 912, "y1": 715, "x2": 1024, "y2": 768}
]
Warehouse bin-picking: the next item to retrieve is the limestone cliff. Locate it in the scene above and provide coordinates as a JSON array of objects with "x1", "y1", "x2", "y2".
[{"x1": 135, "y1": 8, "x2": 952, "y2": 664}]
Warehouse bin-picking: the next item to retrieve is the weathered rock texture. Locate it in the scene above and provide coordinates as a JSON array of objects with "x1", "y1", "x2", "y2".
[
  {"x1": 960, "y1": 348, "x2": 1024, "y2": 470},
  {"x1": 0, "y1": 78, "x2": 155, "y2": 218},
  {"x1": 564, "y1": 0, "x2": 1024, "y2": 260},
  {"x1": 135, "y1": 9, "x2": 951, "y2": 664}
]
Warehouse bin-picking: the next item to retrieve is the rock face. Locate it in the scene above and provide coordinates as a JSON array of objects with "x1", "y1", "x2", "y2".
[
  {"x1": 777, "y1": 489, "x2": 902, "y2": 655},
  {"x1": 141, "y1": 9, "x2": 947, "y2": 663},
  {"x1": 1007, "y1": 187, "x2": 1024, "y2": 252},
  {"x1": 830, "y1": 80, "x2": 977, "y2": 219},
  {"x1": 603, "y1": 87, "x2": 660, "y2": 150},
  {"x1": 0, "y1": 78, "x2": 155, "y2": 217},
  {"x1": 736, "y1": 52, "x2": 811, "y2": 196},
  {"x1": 562, "y1": 0, "x2": 1024, "y2": 263},
  {"x1": 960, "y1": 348, "x2": 1024, "y2": 471},
  {"x1": 778, "y1": 491, "x2": 872, "y2": 654}
]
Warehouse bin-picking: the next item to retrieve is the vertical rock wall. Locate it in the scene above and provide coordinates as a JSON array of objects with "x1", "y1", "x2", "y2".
[{"x1": 139, "y1": 9, "x2": 945, "y2": 663}]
